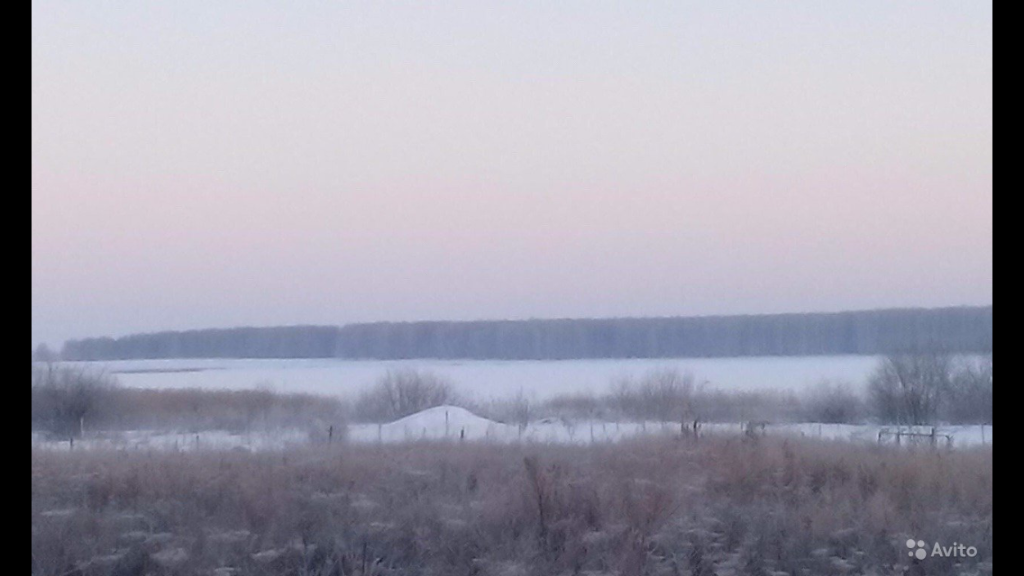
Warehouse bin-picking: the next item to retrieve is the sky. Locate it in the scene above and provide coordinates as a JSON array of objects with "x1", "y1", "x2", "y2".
[{"x1": 32, "y1": 1, "x2": 992, "y2": 348}]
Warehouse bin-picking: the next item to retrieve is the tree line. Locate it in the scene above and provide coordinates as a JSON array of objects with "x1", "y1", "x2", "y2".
[{"x1": 56, "y1": 306, "x2": 992, "y2": 361}]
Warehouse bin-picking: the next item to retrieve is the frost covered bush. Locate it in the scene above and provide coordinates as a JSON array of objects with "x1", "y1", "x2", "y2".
[
  {"x1": 868, "y1": 353, "x2": 993, "y2": 425},
  {"x1": 353, "y1": 369, "x2": 461, "y2": 422},
  {"x1": 801, "y1": 380, "x2": 864, "y2": 423},
  {"x1": 31, "y1": 364, "x2": 116, "y2": 437}
]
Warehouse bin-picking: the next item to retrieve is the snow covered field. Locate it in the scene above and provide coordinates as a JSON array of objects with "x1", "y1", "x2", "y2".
[
  {"x1": 347, "y1": 406, "x2": 993, "y2": 447},
  {"x1": 59, "y1": 355, "x2": 884, "y2": 400},
  {"x1": 36, "y1": 357, "x2": 991, "y2": 452},
  {"x1": 31, "y1": 405, "x2": 992, "y2": 452}
]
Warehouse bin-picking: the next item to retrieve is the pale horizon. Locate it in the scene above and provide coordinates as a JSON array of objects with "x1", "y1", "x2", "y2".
[{"x1": 32, "y1": 1, "x2": 992, "y2": 349}]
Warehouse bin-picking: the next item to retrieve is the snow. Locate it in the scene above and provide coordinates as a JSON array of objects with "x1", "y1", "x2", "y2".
[
  {"x1": 31, "y1": 428, "x2": 314, "y2": 452},
  {"x1": 346, "y1": 406, "x2": 994, "y2": 447},
  {"x1": 379, "y1": 405, "x2": 509, "y2": 441},
  {"x1": 33, "y1": 406, "x2": 992, "y2": 452}
]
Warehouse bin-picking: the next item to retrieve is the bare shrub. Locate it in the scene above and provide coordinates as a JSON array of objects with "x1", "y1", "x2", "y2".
[
  {"x1": 691, "y1": 388, "x2": 802, "y2": 423},
  {"x1": 611, "y1": 369, "x2": 695, "y2": 422},
  {"x1": 868, "y1": 352, "x2": 952, "y2": 425},
  {"x1": 535, "y1": 369, "x2": 805, "y2": 424},
  {"x1": 475, "y1": 389, "x2": 534, "y2": 431},
  {"x1": 33, "y1": 343, "x2": 59, "y2": 362},
  {"x1": 103, "y1": 387, "x2": 348, "y2": 432},
  {"x1": 507, "y1": 389, "x2": 533, "y2": 431},
  {"x1": 801, "y1": 381, "x2": 864, "y2": 424},
  {"x1": 31, "y1": 363, "x2": 116, "y2": 437},
  {"x1": 544, "y1": 392, "x2": 601, "y2": 420},
  {"x1": 353, "y1": 369, "x2": 460, "y2": 422},
  {"x1": 943, "y1": 355, "x2": 993, "y2": 424},
  {"x1": 31, "y1": 381, "x2": 348, "y2": 435}
]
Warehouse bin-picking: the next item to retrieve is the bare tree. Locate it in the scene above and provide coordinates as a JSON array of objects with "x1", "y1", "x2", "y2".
[
  {"x1": 354, "y1": 369, "x2": 460, "y2": 422},
  {"x1": 508, "y1": 389, "x2": 533, "y2": 433},
  {"x1": 802, "y1": 380, "x2": 864, "y2": 424},
  {"x1": 32, "y1": 343, "x2": 59, "y2": 363},
  {"x1": 31, "y1": 363, "x2": 116, "y2": 437},
  {"x1": 943, "y1": 355, "x2": 993, "y2": 424},
  {"x1": 868, "y1": 353, "x2": 951, "y2": 425},
  {"x1": 608, "y1": 369, "x2": 695, "y2": 422}
]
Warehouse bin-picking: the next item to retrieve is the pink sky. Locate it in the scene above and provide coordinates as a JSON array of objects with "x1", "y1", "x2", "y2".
[{"x1": 32, "y1": 1, "x2": 992, "y2": 347}]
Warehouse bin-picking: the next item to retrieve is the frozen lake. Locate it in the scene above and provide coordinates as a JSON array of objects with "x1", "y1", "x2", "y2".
[{"x1": 60, "y1": 355, "x2": 886, "y2": 401}]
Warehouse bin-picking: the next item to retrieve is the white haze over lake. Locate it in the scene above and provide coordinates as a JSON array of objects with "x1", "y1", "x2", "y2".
[{"x1": 66, "y1": 356, "x2": 884, "y2": 401}]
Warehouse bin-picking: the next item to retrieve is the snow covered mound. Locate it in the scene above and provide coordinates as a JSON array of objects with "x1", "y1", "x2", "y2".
[{"x1": 356, "y1": 405, "x2": 517, "y2": 442}]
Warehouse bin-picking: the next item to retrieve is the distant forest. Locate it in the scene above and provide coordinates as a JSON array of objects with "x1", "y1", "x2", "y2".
[{"x1": 57, "y1": 306, "x2": 992, "y2": 361}]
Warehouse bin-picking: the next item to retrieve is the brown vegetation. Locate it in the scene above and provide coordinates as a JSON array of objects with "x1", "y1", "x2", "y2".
[
  {"x1": 32, "y1": 436, "x2": 991, "y2": 575},
  {"x1": 32, "y1": 370, "x2": 347, "y2": 436}
]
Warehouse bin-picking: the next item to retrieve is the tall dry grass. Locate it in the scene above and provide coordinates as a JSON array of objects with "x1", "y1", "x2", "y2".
[
  {"x1": 33, "y1": 385, "x2": 349, "y2": 436},
  {"x1": 32, "y1": 436, "x2": 991, "y2": 575}
]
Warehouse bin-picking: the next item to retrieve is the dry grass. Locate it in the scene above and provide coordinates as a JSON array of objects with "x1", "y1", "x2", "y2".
[
  {"x1": 33, "y1": 387, "x2": 348, "y2": 436},
  {"x1": 32, "y1": 436, "x2": 991, "y2": 576}
]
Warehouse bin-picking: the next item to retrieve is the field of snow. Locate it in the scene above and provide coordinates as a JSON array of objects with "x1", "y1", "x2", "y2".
[
  {"x1": 59, "y1": 355, "x2": 885, "y2": 400},
  {"x1": 32, "y1": 405, "x2": 992, "y2": 452},
  {"x1": 346, "y1": 406, "x2": 992, "y2": 447}
]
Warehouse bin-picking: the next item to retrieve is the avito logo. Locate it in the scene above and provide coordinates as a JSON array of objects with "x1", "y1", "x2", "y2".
[{"x1": 906, "y1": 539, "x2": 978, "y2": 560}]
